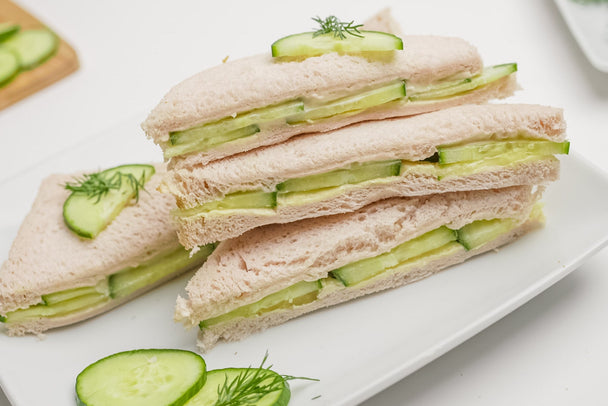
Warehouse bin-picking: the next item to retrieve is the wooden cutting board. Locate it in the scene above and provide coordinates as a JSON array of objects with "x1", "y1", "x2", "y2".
[{"x1": 0, "y1": 0, "x2": 79, "y2": 110}]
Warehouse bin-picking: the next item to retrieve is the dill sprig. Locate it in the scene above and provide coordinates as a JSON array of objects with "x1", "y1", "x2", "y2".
[
  {"x1": 214, "y1": 352, "x2": 318, "y2": 406},
  {"x1": 312, "y1": 15, "x2": 364, "y2": 39},
  {"x1": 64, "y1": 170, "x2": 147, "y2": 203}
]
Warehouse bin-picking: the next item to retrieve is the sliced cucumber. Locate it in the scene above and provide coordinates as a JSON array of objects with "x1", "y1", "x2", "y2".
[
  {"x1": 42, "y1": 281, "x2": 108, "y2": 305},
  {"x1": 164, "y1": 124, "x2": 260, "y2": 159},
  {"x1": 170, "y1": 100, "x2": 304, "y2": 146},
  {"x1": 271, "y1": 30, "x2": 403, "y2": 57},
  {"x1": 3, "y1": 28, "x2": 58, "y2": 70},
  {"x1": 0, "y1": 47, "x2": 20, "y2": 86},
  {"x1": 76, "y1": 349, "x2": 206, "y2": 406},
  {"x1": 286, "y1": 80, "x2": 405, "y2": 124},
  {"x1": 277, "y1": 159, "x2": 401, "y2": 193},
  {"x1": 331, "y1": 226, "x2": 457, "y2": 286},
  {"x1": 2, "y1": 293, "x2": 109, "y2": 324},
  {"x1": 0, "y1": 22, "x2": 20, "y2": 42},
  {"x1": 177, "y1": 191, "x2": 276, "y2": 217},
  {"x1": 200, "y1": 280, "x2": 321, "y2": 328},
  {"x1": 391, "y1": 226, "x2": 458, "y2": 263},
  {"x1": 408, "y1": 63, "x2": 517, "y2": 101},
  {"x1": 184, "y1": 368, "x2": 290, "y2": 406},
  {"x1": 457, "y1": 218, "x2": 519, "y2": 251},
  {"x1": 63, "y1": 164, "x2": 155, "y2": 239},
  {"x1": 109, "y1": 244, "x2": 215, "y2": 299},
  {"x1": 438, "y1": 140, "x2": 570, "y2": 164}
]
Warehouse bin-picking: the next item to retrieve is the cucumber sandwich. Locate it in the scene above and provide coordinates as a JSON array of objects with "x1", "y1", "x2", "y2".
[
  {"x1": 174, "y1": 185, "x2": 544, "y2": 351},
  {"x1": 142, "y1": 12, "x2": 518, "y2": 167},
  {"x1": 0, "y1": 164, "x2": 215, "y2": 336},
  {"x1": 162, "y1": 104, "x2": 568, "y2": 249}
]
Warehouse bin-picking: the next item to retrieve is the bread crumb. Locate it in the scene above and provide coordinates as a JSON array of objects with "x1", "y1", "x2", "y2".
[{"x1": 222, "y1": 55, "x2": 229, "y2": 63}]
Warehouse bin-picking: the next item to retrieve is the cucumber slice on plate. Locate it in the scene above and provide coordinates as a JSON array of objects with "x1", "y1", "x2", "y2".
[
  {"x1": 272, "y1": 30, "x2": 403, "y2": 57},
  {"x1": 0, "y1": 48, "x2": 19, "y2": 86},
  {"x1": 75, "y1": 349, "x2": 207, "y2": 406},
  {"x1": 3, "y1": 28, "x2": 58, "y2": 69},
  {"x1": 0, "y1": 22, "x2": 20, "y2": 42},
  {"x1": 63, "y1": 164, "x2": 155, "y2": 239},
  {"x1": 184, "y1": 367, "x2": 290, "y2": 406}
]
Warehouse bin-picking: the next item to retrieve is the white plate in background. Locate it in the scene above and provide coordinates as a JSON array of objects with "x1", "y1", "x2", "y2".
[
  {"x1": 555, "y1": 0, "x2": 608, "y2": 72},
  {"x1": 1, "y1": 117, "x2": 608, "y2": 405}
]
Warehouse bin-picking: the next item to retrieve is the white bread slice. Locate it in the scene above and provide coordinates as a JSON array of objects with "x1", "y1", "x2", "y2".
[
  {"x1": 175, "y1": 185, "x2": 540, "y2": 352},
  {"x1": 163, "y1": 104, "x2": 565, "y2": 247},
  {"x1": 142, "y1": 29, "x2": 518, "y2": 165},
  {"x1": 0, "y1": 165, "x2": 191, "y2": 335}
]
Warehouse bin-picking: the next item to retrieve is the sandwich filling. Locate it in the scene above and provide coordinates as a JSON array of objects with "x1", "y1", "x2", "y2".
[
  {"x1": 165, "y1": 64, "x2": 516, "y2": 159},
  {"x1": 175, "y1": 138, "x2": 568, "y2": 218},
  {"x1": 0, "y1": 244, "x2": 216, "y2": 325},
  {"x1": 197, "y1": 205, "x2": 543, "y2": 330}
]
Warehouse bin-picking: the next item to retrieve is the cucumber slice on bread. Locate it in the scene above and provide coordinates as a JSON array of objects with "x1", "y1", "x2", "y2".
[
  {"x1": 76, "y1": 349, "x2": 207, "y2": 406},
  {"x1": 272, "y1": 30, "x2": 403, "y2": 57},
  {"x1": 63, "y1": 164, "x2": 155, "y2": 239},
  {"x1": 408, "y1": 63, "x2": 517, "y2": 101},
  {"x1": 438, "y1": 140, "x2": 570, "y2": 164}
]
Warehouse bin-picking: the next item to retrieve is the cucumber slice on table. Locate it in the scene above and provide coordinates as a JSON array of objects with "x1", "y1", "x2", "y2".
[
  {"x1": 184, "y1": 368, "x2": 290, "y2": 406},
  {"x1": 437, "y1": 140, "x2": 570, "y2": 164},
  {"x1": 63, "y1": 164, "x2": 155, "y2": 239},
  {"x1": 408, "y1": 63, "x2": 517, "y2": 101},
  {"x1": 0, "y1": 48, "x2": 19, "y2": 86},
  {"x1": 3, "y1": 28, "x2": 58, "y2": 70},
  {"x1": 76, "y1": 349, "x2": 207, "y2": 406},
  {"x1": 272, "y1": 30, "x2": 403, "y2": 57},
  {"x1": 0, "y1": 22, "x2": 20, "y2": 42}
]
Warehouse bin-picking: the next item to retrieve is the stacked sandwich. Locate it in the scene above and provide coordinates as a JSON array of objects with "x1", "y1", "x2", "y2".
[
  {"x1": 0, "y1": 11, "x2": 569, "y2": 347},
  {"x1": 140, "y1": 12, "x2": 569, "y2": 350}
]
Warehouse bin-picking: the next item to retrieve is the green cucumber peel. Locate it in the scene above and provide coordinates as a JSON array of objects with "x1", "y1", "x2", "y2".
[
  {"x1": 0, "y1": 22, "x2": 20, "y2": 42},
  {"x1": 75, "y1": 349, "x2": 207, "y2": 406}
]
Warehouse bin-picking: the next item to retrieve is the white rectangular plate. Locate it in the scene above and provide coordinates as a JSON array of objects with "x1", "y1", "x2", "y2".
[
  {"x1": 555, "y1": 0, "x2": 608, "y2": 72},
  {"x1": 1, "y1": 116, "x2": 608, "y2": 406}
]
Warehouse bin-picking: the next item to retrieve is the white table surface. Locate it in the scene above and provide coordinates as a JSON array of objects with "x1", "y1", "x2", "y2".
[{"x1": 1, "y1": 0, "x2": 607, "y2": 404}]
